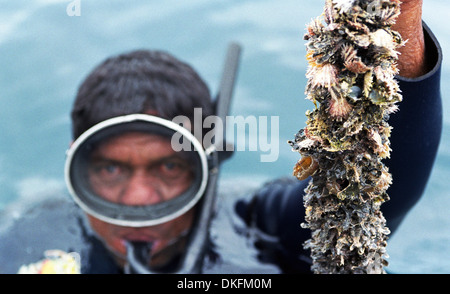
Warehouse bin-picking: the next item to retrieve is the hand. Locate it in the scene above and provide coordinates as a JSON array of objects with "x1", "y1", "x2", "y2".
[{"x1": 392, "y1": 0, "x2": 429, "y2": 78}]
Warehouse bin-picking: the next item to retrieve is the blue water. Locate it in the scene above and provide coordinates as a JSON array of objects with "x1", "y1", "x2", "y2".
[{"x1": 0, "y1": 0, "x2": 448, "y2": 273}]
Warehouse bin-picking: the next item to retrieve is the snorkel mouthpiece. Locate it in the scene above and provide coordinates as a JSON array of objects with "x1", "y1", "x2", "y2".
[{"x1": 125, "y1": 241, "x2": 154, "y2": 274}]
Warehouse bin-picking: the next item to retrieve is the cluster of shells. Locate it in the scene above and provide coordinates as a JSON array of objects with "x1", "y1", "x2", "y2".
[{"x1": 289, "y1": 0, "x2": 404, "y2": 274}]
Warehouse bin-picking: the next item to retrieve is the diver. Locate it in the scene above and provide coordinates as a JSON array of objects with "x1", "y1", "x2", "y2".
[
  {"x1": 64, "y1": 44, "x2": 242, "y2": 273},
  {"x1": 0, "y1": 0, "x2": 442, "y2": 274}
]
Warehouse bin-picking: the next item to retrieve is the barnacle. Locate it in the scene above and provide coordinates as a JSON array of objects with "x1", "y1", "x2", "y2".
[
  {"x1": 371, "y1": 29, "x2": 395, "y2": 50},
  {"x1": 379, "y1": 6, "x2": 401, "y2": 26},
  {"x1": 294, "y1": 156, "x2": 319, "y2": 181},
  {"x1": 307, "y1": 63, "x2": 340, "y2": 89},
  {"x1": 342, "y1": 44, "x2": 371, "y2": 74},
  {"x1": 328, "y1": 97, "x2": 352, "y2": 119},
  {"x1": 292, "y1": 0, "x2": 402, "y2": 274},
  {"x1": 345, "y1": 57, "x2": 371, "y2": 74},
  {"x1": 305, "y1": 18, "x2": 325, "y2": 39}
]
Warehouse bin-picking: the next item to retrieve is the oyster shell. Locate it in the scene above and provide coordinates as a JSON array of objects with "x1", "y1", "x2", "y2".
[{"x1": 290, "y1": 0, "x2": 403, "y2": 274}]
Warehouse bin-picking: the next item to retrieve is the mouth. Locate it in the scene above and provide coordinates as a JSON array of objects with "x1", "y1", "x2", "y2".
[
  {"x1": 114, "y1": 228, "x2": 190, "y2": 261},
  {"x1": 119, "y1": 232, "x2": 162, "y2": 250},
  {"x1": 122, "y1": 233, "x2": 156, "y2": 242}
]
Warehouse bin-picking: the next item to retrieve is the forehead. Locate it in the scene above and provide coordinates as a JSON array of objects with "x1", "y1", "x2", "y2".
[
  {"x1": 101, "y1": 131, "x2": 170, "y2": 146},
  {"x1": 92, "y1": 131, "x2": 175, "y2": 158}
]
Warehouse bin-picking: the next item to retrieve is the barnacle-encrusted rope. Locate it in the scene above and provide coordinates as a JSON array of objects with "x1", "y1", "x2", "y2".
[{"x1": 289, "y1": 0, "x2": 404, "y2": 274}]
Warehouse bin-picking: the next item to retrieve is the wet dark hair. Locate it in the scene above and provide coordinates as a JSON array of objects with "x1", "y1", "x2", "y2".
[{"x1": 71, "y1": 50, "x2": 214, "y2": 140}]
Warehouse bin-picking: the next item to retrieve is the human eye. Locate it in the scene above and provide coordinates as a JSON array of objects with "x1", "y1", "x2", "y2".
[
  {"x1": 158, "y1": 158, "x2": 189, "y2": 180},
  {"x1": 91, "y1": 161, "x2": 128, "y2": 184}
]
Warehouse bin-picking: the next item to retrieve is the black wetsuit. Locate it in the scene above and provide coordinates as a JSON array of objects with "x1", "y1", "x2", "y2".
[
  {"x1": 0, "y1": 24, "x2": 442, "y2": 274},
  {"x1": 235, "y1": 23, "x2": 443, "y2": 273}
]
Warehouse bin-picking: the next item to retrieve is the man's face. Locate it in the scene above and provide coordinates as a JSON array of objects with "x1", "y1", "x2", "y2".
[{"x1": 86, "y1": 132, "x2": 195, "y2": 269}]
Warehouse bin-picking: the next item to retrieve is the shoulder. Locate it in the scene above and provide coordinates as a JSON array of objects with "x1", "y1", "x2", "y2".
[{"x1": 0, "y1": 196, "x2": 105, "y2": 274}]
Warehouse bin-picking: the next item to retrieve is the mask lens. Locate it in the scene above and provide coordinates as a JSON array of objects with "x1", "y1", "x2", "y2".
[{"x1": 65, "y1": 115, "x2": 208, "y2": 227}]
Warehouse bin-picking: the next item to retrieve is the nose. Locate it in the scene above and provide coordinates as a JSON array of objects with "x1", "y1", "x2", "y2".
[{"x1": 119, "y1": 172, "x2": 164, "y2": 205}]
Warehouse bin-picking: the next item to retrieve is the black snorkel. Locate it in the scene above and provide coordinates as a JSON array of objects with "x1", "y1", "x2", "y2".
[{"x1": 125, "y1": 42, "x2": 242, "y2": 274}]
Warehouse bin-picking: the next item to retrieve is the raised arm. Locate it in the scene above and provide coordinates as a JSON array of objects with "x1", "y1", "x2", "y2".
[
  {"x1": 234, "y1": 0, "x2": 443, "y2": 273},
  {"x1": 393, "y1": 0, "x2": 429, "y2": 78}
]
